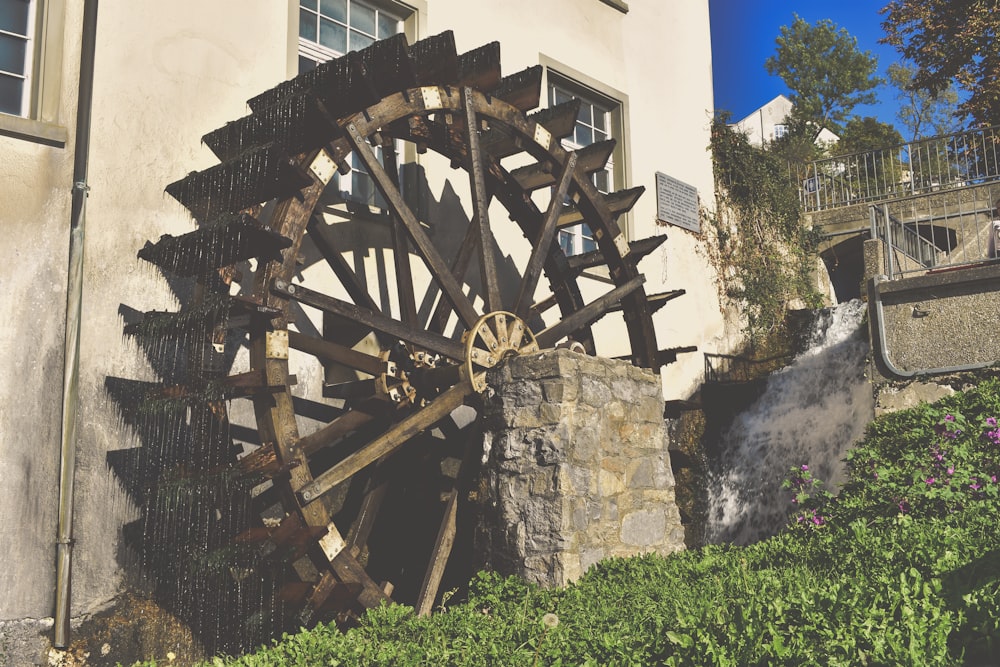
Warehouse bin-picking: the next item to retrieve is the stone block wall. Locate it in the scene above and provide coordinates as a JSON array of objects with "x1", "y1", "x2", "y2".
[{"x1": 474, "y1": 349, "x2": 684, "y2": 587}]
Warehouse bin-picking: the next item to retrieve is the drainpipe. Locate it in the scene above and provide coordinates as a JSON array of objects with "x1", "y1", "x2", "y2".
[{"x1": 55, "y1": 0, "x2": 99, "y2": 649}]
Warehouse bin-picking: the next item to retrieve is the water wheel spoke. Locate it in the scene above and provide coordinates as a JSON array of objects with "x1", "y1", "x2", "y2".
[
  {"x1": 288, "y1": 330, "x2": 385, "y2": 376},
  {"x1": 428, "y1": 220, "x2": 479, "y2": 334},
  {"x1": 345, "y1": 121, "x2": 480, "y2": 331},
  {"x1": 295, "y1": 402, "x2": 381, "y2": 458},
  {"x1": 415, "y1": 488, "x2": 458, "y2": 617},
  {"x1": 273, "y1": 280, "x2": 466, "y2": 362},
  {"x1": 536, "y1": 275, "x2": 645, "y2": 349},
  {"x1": 381, "y1": 135, "x2": 419, "y2": 327},
  {"x1": 514, "y1": 151, "x2": 578, "y2": 321},
  {"x1": 306, "y1": 215, "x2": 382, "y2": 314},
  {"x1": 464, "y1": 87, "x2": 502, "y2": 314},
  {"x1": 296, "y1": 380, "x2": 472, "y2": 506}
]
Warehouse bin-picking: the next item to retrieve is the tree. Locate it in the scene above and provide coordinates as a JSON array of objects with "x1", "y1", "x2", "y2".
[
  {"x1": 765, "y1": 14, "x2": 882, "y2": 133},
  {"x1": 838, "y1": 116, "x2": 904, "y2": 154},
  {"x1": 887, "y1": 63, "x2": 960, "y2": 140},
  {"x1": 881, "y1": 0, "x2": 999, "y2": 127}
]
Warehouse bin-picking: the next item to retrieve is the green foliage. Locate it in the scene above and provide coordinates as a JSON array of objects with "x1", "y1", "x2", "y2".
[
  {"x1": 765, "y1": 14, "x2": 881, "y2": 132},
  {"x1": 135, "y1": 380, "x2": 1000, "y2": 667},
  {"x1": 708, "y1": 117, "x2": 821, "y2": 343},
  {"x1": 887, "y1": 62, "x2": 961, "y2": 140},
  {"x1": 881, "y1": 0, "x2": 1000, "y2": 127}
]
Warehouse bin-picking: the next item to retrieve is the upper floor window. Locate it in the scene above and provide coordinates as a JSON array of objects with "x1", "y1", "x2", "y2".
[
  {"x1": 0, "y1": 0, "x2": 35, "y2": 117},
  {"x1": 298, "y1": 0, "x2": 405, "y2": 210},
  {"x1": 773, "y1": 123, "x2": 788, "y2": 140},
  {"x1": 298, "y1": 0, "x2": 403, "y2": 71},
  {"x1": 549, "y1": 78, "x2": 621, "y2": 256}
]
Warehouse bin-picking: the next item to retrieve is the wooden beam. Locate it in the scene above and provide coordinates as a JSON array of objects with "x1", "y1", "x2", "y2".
[
  {"x1": 297, "y1": 381, "x2": 471, "y2": 505},
  {"x1": 415, "y1": 489, "x2": 458, "y2": 616},
  {"x1": 288, "y1": 330, "x2": 385, "y2": 376},
  {"x1": 515, "y1": 151, "x2": 578, "y2": 320},
  {"x1": 536, "y1": 275, "x2": 645, "y2": 349},
  {"x1": 464, "y1": 87, "x2": 502, "y2": 314},
  {"x1": 273, "y1": 279, "x2": 466, "y2": 362},
  {"x1": 510, "y1": 140, "x2": 616, "y2": 192}
]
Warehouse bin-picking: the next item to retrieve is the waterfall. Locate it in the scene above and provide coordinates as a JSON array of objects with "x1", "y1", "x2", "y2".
[{"x1": 706, "y1": 299, "x2": 873, "y2": 545}]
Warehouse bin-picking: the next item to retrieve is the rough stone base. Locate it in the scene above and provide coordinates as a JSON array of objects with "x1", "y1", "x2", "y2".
[{"x1": 475, "y1": 349, "x2": 684, "y2": 587}]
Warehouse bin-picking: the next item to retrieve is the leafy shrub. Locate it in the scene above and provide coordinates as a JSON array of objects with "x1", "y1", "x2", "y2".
[{"x1": 131, "y1": 379, "x2": 1000, "y2": 666}]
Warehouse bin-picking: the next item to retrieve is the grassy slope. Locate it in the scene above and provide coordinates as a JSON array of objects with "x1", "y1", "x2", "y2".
[{"x1": 140, "y1": 379, "x2": 1000, "y2": 666}]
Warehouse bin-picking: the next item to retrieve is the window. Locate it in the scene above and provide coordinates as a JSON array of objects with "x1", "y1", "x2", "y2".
[
  {"x1": 298, "y1": 0, "x2": 402, "y2": 69},
  {"x1": 298, "y1": 0, "x2": 404, "y2": 209},
  {"x1": 0, "y1": 0, "x2": 67, "y2": 146},
  {"x1": 548, "y1": 78, "x2": 622, "y2": 256},
  {"x1": 773, "y1": 123, "x2": 788, "y2": 140},
  {"x1": 0, "y1": 0, "x2": 35, "y2": 117}
]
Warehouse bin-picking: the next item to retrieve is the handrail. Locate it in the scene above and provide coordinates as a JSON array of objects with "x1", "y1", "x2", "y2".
[{"x1": 799, "y1": 124, "x2": 1000, "y2": 212}]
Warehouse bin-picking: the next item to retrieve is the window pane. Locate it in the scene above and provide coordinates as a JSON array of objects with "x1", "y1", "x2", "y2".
[
  {"x1": 574, "y1": 124, "x2": 593, "y2": 146},
  {"x1": 319, "y1": 0, "x2": 346, "y2": 23},
  {"x1": 298, "y1": 55, "x2": 317, "y2": 73},
  {"x1": 593, "y1": 127, "x2": 607, "y2": 142},
  {"x1": 350, "y1": 2, "x2": 376, "y2": 36},
  {"x1": 593, "y1": 169, "x2": 610, "y2": 193},
  {"x1": 349, "y1": 30, "x2": 373, "y2": 51},
  {"x1": 593, "y1": 106, "x2": 607, "y2": 132},
  {"x1": 550, "y1": 87, "x2": 570, "y2": 106},
  {"x1": 377, "y1": 12, "x2": 398, "y2": 38},
  {"x1": 0, "y1": 33, "x2": 26, "y2": 75},
  {"x1": 0, "y1": 72, "x2": 23, "y2": 115},
  {"x1": 0, "y1": 0, "x2": 29, "y2": 35},
  {"x1": 299, "y1": 0, "x2": 319, "y2": 12},
  {"x1": 319, "y1": 17, "x2": 347, "y2": 53},
  {"x1": 299, "y1": 8, "x2": 317, "y2": 41}
]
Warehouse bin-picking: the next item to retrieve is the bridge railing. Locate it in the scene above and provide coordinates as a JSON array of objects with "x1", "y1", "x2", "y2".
[
  {"x1": 798, "y1": 125, "x2": 1000, "y2": 213},
  {"x1": 870, "y1": 182, "x2": 1000, "y2": 280}
]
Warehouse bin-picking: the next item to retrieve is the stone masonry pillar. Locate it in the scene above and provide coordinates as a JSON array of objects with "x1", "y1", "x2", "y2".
[{"x1": 474, "y1": 349, "x2": 684, "y2": 587}]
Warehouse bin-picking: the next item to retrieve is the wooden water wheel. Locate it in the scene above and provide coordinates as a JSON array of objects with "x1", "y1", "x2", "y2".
[{"x1": 132, "y1": 31, "x2": 686, "y2": 629}]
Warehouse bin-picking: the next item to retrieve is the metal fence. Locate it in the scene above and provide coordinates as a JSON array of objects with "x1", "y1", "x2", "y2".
[
  {"x1": 870, "y1": 183, "x2": 1000, "y2": 280},
  {"x1": 798, "y1": 125, "x2": 1000, "y2": 213}
]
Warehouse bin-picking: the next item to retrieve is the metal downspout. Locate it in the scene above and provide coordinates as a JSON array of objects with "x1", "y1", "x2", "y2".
[{"x1": 55, "y1": 0, "x2": 99, "y2": 649}]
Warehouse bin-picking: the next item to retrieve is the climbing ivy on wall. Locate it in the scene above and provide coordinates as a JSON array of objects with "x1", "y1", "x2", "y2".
[{"x1": 707, "y1": 116, "x2": 822, "y2": 344}]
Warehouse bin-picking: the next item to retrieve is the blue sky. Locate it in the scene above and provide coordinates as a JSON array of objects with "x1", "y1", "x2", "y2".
[{"x1": 708, "y1": 0, "x2": 903, "y2": 126}]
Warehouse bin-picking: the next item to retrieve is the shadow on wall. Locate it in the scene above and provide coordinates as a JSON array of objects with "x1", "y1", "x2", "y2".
[{"x1": 102, "y1": 163, "x2": 505, "y2": 656}]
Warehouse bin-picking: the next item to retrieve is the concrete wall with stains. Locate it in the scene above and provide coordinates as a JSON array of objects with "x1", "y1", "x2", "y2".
[{"x1": 0, "y1": 0, "x2": 731, "y2": 655}]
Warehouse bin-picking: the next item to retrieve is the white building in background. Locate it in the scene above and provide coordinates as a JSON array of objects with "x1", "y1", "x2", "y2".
[
  {"x1": 0, "y1": 0, "x2": 734, "y2": 658},
  {"x1": 730, "y1": 93, "x2": 839, "y2": 146}
]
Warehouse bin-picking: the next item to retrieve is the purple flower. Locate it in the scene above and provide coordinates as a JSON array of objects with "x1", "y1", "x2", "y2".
[
  {"x1": 812, "y1": 515, "x2": 824, "y2": 526},
  {"x1": 987, "y1": 417, "x2": 998, "y2": 427},
  {"x1": 801, "y1": 464, "x2": 809, "y2": 471},
  {"x1": 947, "y1": 466, "x2": 955, "y2": 475},
  {"x1": 945, "y1": 414, "x2": 955, "y2": 422},
  {"x1": 992, "y1": 475, "x2": 998, "y2": 484},
  {"x1": 898, "y1": 500, "x2": 910, "y2": 513},
  {"x1": 970, "y1": 479, "x2": 981, "y2": 491},
  {"x1": 925, "y1": 477, "x2": 936, "y2": 485}
]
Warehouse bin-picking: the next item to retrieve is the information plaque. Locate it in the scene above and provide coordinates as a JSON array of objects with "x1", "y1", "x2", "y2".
[{"x1": 655, "y1": 172, "x2": 700, "y2": 234}]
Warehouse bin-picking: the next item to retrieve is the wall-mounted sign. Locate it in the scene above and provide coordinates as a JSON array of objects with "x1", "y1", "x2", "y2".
[{"x1": 655, "y1": 172, "x2": 700, "y2": 234}]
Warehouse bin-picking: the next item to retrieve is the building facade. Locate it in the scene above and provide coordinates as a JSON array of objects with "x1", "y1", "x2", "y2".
[{"x1": 0, "y1": 0, "x2": 729, "y2": 655}]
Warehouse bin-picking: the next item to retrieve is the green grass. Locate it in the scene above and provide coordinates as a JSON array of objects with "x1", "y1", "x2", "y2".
[{"x1": 134, "y1": 378, "x2": 1000, "y2": 666}]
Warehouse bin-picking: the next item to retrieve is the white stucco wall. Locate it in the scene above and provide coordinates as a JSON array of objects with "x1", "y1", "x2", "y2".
[{"x1": 0, "y1": 0, "x2": 730, "y2": 627}]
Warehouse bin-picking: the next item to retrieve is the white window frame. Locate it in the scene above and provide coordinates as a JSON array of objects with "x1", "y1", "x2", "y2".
[
  {"x1": 0, "y1": 0, "x2": 68, "y2": 146},
  {"x1": 773, "y1": 123, "x2": 788, "y2": 140},
  {"x1": 0, "y1": 0, "x2": 36, "y2": 117},
  {"x1": 547, "y1": 74, "x2": 623, "y2": 256},
  {"x1": 297, "y1": 0, "x2": 408, "y2": 210}
]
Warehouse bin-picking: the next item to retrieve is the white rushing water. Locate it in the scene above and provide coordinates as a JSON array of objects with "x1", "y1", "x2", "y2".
[{"x1": 706, "y1": 299, "x2": 874, "y2": 545}]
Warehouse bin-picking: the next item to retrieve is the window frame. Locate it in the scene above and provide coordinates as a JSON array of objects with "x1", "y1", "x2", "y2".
[
  {"x1": 294, "y1": 0, "x2": 420, "y2": 212},
  {"x1": 0, "y1": 0, "x2": 67, "y2": 146},
  {"x1": 543, "y1": 64, "x2": 629, "y2": 257}
]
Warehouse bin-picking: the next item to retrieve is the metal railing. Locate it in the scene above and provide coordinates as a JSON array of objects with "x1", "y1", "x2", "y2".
[
  {"x1": 870, "y1": 182, "x2": 1000, "y2": 280},
  {"x1": 704, "y1": 353, "x2": 792, "y2": 384},
  {"x1": 798, "y1": 125, "x2": 1000, "y2": 212}
]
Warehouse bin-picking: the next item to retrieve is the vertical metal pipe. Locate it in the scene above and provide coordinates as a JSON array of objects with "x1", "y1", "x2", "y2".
[{"x1": 55, "y1": 0, "x2": 99, "y2": 649}]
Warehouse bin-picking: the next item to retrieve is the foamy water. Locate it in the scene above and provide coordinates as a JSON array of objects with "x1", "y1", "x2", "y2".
[{"x1": 706, "y1": 300, "x2": 873, "y2": 544}]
